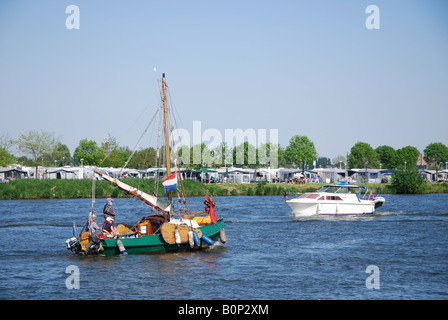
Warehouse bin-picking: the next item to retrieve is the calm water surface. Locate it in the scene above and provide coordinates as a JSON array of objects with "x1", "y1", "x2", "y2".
[{"x1": 0, "y1": 193, "x2": 447, "y2": 300}]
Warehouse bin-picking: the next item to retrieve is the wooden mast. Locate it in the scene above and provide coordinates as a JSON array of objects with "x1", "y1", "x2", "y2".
[{"x1": 162, "y1": 73, "x2": 172, "y2": 207}]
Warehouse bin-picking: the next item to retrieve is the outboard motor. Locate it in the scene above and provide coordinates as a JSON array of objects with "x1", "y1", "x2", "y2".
[
  {"x1": 84, "y1": 234, "x2": 102, "y2": 255},
  {"x1": 66, "y1": 237, "x2": 81, "y2": 255}
]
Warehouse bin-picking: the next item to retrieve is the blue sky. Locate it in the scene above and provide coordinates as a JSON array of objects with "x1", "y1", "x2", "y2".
[{"x1": 1, "y1": 0, "x2": 447, "y2": 161}]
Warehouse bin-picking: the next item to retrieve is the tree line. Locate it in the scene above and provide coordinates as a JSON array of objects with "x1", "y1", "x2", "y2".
[{"x1": 1, "y1": 131, "x2": 447, "y2": 175}]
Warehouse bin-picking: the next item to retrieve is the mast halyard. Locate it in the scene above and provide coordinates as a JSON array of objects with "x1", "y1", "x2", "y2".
[{"x1": 162, "y1": 73, "x2": 173, "y2": 213}]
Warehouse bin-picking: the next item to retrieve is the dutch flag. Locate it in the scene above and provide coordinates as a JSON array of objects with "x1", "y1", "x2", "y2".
[{"x1": 162, "y1": 173, "x2": 177, "y2": 192}]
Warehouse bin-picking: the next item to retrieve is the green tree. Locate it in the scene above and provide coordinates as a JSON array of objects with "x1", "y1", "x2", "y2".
[
  {"x1": 177, "y1": 144, "x2": 192, "y2": 168},
  {"x1": 41, "y1": 143, "x2": 73, "y2": 166},
  {"x1": 0, "y1": 147, "x2": 15, "y2": 166},
  {"x1": 0, "y1": 133, "x2": 14, "y2": 154},
  {"x1": 127, "y1": 147, "x2": 157, "y2": 169},
  {"x1": 102, "y1": 148, "x2": 130, "y2": 168},
  {"x1": 258, "y1": 142, "x2": 282, "y2": 169},
  {"x1": 73, "y1": 139, "x2": 104, "y2": 166},
  {"x1": 278, "y1": 144, "x2": 285, "y2": 168},
  {"x1": 390, "y1": 165, "x2": 425, "y2": 194},
  {"x1": 424, "y1": 142, "x2": 448, "y2": 181},
  {"x1": 317, "y1": 156, "x2": 332, "y2": 168},
  {"x1": 189, "y1": 143, "x2": 208, "y2": 170},
  {"x1": 211, "y1": 142, "x2": 233, "y2": 167},
  {"x1": 233, "y1": 141, "x2": 258, "y2": 168},
  {"x1": 201, "y1": 143, "x2": 215, "y2": 167},
  {"x1": 395, "y1": 146, "x2": 420, "y2": 168},
  {"x1": 176, "y1": 144, "x2": 205, "y2": 170},
  {"x1": 348, "y1": 142, "x2": 379, "y2": 169},
  {"x1": 16, "y1": 130, "x2": 58, "y2": 164},
  {"x1": 16, "y1": 156, "x2": 34, "y2": 166},
  {"x1": 376, "y1": 145, "x2": 397, "y2": 169},
  {"x1": 99, "y1": 134, "x2": 129, "y2": 167},
  {"x1": 284, "y1": 135, "x2": 317, "y2": 174},
  {"x1": 16, "y1": 130, "x2": 59, "y2": 178}
]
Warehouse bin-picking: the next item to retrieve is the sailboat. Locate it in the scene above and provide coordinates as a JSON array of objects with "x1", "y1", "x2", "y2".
[{"x1": 66, "y1": 74, "x2": 226, "y2": 256}]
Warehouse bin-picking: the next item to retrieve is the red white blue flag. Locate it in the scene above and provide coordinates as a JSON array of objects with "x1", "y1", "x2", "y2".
[{"x1": 162, "y1": 173, "x2": 177, "y2": 192}]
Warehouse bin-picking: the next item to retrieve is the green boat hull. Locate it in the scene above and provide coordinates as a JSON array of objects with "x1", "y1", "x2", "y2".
[{"x1": 100, "y1": 218, "x2": 224, "y2": 256}]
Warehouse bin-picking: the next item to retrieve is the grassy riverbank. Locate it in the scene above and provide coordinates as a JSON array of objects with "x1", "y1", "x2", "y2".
[{"x1": 0, "y1": 178, "x2": 447, "y2": 200}]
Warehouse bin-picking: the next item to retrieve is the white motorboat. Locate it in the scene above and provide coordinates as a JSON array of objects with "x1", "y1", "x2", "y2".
[{"x1": 285, "y1": 184, "x2": 385, "y2": 216}]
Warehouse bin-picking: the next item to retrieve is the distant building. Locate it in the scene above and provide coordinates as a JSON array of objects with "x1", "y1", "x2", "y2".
[
  {"x1": 417, "y1": 154, "x2": 427, "y2": 167},
  {"x1": 0, "y1": 167, "x2": 28, "y2": 182}
]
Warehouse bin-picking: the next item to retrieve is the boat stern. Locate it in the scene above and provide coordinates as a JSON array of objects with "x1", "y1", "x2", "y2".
[{"x1": 373, "y1": 196, "x2": 386, "y2": 209}]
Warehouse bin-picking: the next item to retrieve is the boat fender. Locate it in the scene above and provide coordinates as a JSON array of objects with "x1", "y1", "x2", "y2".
[
  {"x1": 219, "y1": 228, "x2": 227, "y2": 244},
  {"x1": 188, "y1": 230, "x2": 194, "y2": 248},
  {"x1": 174, "y1": 225, "x2": 181, "y2": 246},
  {"x1": 116, "y1": 239, "x2": 127, "y2": 255},
  {"x1": 201, "y1": 234, "x2": 214, "y2": 246},
  {"x1": 193, "y1": 231, "x2": 200, "y2": 246}
]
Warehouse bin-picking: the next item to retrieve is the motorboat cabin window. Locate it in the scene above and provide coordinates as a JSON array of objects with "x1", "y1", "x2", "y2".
[
  {"x1": 317, "y1": 195, "x2": 343, "y2": 201},
  {"x1": 326, "y1": 196, "x2": 343, "y2": 201},
  {"x1": 298, "y1": 193, "x2": 320, "y2": 199}
]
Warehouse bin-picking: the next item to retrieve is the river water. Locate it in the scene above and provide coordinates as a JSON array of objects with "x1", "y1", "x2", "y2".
[{"x1": 0, "y1": 194, "x2": 447, "y2": 300}]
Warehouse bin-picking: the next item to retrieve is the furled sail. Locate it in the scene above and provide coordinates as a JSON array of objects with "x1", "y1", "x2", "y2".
[{"x1": 94, "y1": 170, "x2": 171, "y2": 213}]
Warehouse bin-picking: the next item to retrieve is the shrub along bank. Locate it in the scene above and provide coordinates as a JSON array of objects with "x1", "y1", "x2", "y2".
[{"x1": 0, "y1": 179, "x2": 447, "y2": 200}]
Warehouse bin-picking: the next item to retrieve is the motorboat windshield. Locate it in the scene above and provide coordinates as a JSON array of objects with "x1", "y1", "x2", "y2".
[
  {"x1": 318, "y1": 186, "x2": 343, "y2": 193},
  {"x1": 317, "y1": 185, "x2": 367, "y2": 195}
]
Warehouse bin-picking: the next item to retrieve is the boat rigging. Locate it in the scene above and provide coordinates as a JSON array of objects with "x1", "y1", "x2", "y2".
[{"x1": 66, "y1": 73, "x2": 226, "y2": 256}]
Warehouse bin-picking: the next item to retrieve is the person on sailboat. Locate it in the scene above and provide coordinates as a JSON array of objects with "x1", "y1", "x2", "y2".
[
  {"x1": 82, "y1": 213, "x2": 102, "y2": 255},
  {"x1": 88, "y1": 213, "x2": 100, "y2": 234},
  {"x1": 102, "y1": 217, "x2": 117, "y2": 238},
  {"x1": 103, "y1": 198, "x2": 117, "y2": 223},
  {"x1": 204, "y1": 195, "x2": 217, "y2": 223}
]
